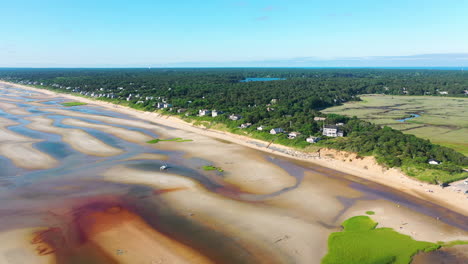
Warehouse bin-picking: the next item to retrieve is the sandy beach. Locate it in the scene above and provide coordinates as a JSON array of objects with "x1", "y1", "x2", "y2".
[
  {"x1": 0, "y1": 81, "x2": 467, "y2": 264},
  {"x1": 2, "y1": 80, "x2": 466, "y2": 217}
]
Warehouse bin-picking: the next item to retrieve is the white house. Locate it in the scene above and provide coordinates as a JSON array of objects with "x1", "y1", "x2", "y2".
[
  {"x1": 336, "y1": 122, "x2": 344, "y2": 126},
  {"x1": 257, "y1": 125, "x2": 265, "y2": 131},
  {"x1": 428, "y1": 159, "x2": 440, "y2": 165},
  {"x1": 270, "y1": 128, "x2": 284, "y2": 134},
  {"x1": 314, "y1": 117, "x2": 327, "y2": 121},
  {"x1": 163, "y1": 103, "x2": 172, "y2": 108},
  {"x1": 288, "y1": 132, "x2": 301, "y2": 139},
  {"x1": 229, "y1": 114, "x2": 242, "y2": 121},
  {"x1": 240, "y1": 123, "x2": 252, "y2": 129},
  {"x1": 199, "y1": 109, "x2": 211, "y2": 116},
  {"x1": 306, "y1": 136, "x2": 321, "y2": 143},
  {"x1": 177, "y1": 108, "x2": 187, "y2": 113},
  {"x1": 212, "y1": 110, "x2": 223, "y2": 117},
  {"x1": 439, "y1": 91, "x2": 448, "y2": 95},
  {"x1": 323, "y1": 125, "x2": 344, "y2": 137}
]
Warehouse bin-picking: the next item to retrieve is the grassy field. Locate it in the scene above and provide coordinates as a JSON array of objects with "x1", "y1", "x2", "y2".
[
  {"x1": 323, "y1": 95, "x2": 468, "y2": 155},
  {"x1": 322, "y1": 216, "x2": 440, "y2": 264}
]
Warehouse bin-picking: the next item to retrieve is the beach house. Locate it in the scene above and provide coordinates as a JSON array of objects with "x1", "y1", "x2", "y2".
[
  {"x1": 229, "y1": 114, "x2": 242, "y2": 121},
  {"x1": 199, "y1": 109, "x2": 211, "y2": 116},
  {"x1": 322, "y1": 125, "x2": 344, "y2": 137},
  {"x1": 288, "y1": 132, "x2": 301, "y2": 139},
  {"x1": 306, "y1": 136, "x2": 320, "y2": 143},
  {"x1": 270, "y1": 128, "x2": 284, "y2": 134}
]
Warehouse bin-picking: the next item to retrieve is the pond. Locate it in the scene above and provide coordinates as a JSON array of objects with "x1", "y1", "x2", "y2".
[{"x1": 240, "y1": 77, "x2": 286, "y2": 82}]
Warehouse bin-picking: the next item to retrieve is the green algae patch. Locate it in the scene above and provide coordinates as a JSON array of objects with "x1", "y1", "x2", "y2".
[
  {"x1": 61, "y1": 102, "x2": 87, "y2": 107},
  {"x1": 437, "y1": 240, "x2": 468, "y2": 247},
  {"x1": 322, "y1": 216, "x2": 440, "y2": 264},
  {"x1": 366, "y1": 211, "x2": 375, "y2": 215},
  {"x1": 202, "y1": 166, "x2": 224, "y2": 172},
  {"x1": 146, "y1": 138, "x2": 193, "y2": 144}
]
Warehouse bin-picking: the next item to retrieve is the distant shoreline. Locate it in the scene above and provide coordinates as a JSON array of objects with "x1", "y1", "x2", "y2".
[
  {"x1": 1, "y1": 80, "x2": 467, "y2": 217},
  {"x1": 0, "y1": 66, "x2": 466, "y2": 70}
]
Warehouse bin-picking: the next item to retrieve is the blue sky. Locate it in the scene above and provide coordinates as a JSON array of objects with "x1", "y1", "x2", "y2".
[{"x1": 1, "y1": 0, "x2": 468, "y2": 67}]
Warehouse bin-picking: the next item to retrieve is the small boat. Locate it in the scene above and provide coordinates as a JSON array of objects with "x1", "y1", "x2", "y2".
[{"x1": 160, "y1": 162, "x2": 169, "y2": 171}]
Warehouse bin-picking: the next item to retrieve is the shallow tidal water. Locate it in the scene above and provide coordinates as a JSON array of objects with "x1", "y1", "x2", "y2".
[{"x1": 0, "y1": 84, "x2": 467, "y2": 264}]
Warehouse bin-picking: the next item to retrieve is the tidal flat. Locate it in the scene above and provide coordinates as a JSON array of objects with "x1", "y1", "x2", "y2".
[{"x1": 0, "y1": 84, "x2": 467, "y2": 264}]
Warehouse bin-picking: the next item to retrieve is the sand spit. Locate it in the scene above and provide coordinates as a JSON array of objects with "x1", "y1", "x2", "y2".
[
  {"x1": 24, "y1": 116, "x2": 124, "y2": 157},
  {"x1": 0, "y1": 97, "x2": 23, "y2": 102},
  {"x1": 0, "y1": 142, "x2": 58, "y2": 171},
  {"x1": 0, "y1": 117, "x2": 58, "y2": 170},
  {"x1": 61, "y1": 118, "x2": 153, "y2": 143},
  {"x1": 3, "y1": 81, "x2": 468, "y2": 216},
  {"x1": 43, "y1": 108, "x2": 163, "y2": 132},
  {"x1": 0, "y1": 101, "x2": 30, "y2": 115}
]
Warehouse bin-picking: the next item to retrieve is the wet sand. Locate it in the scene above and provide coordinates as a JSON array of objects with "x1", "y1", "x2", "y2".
[
  {"x1": 2, "y1": 81, "x2": 466, "y2": 217},
  {"x1": 0, "y1": 117, "x2": 58, "y2": 170},
  {"x1": 0, "y1": 82, "x2": 467, "y2": 263},
  {"x1": 25, "y1": 116, "x2": 124, "y2": 157}
]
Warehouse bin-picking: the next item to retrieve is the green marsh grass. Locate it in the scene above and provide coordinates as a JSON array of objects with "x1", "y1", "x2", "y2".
[
  {"x1": 202, "y1": 166, "x2": 224, "y2": 172},
  {"x1": 322, "y1": 95, "x2": 468, "y2": 155},
  {"x1": 61, "y1": 102, "x2": 87, "y2": 107},
  {"x1": 322, "y1": 216, "x2": 440, "y2": 264},
  {"x1": 146, "y1": 138, "x2": 193, "y2": 144}
]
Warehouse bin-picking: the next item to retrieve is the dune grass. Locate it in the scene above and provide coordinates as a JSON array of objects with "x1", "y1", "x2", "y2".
[
  {"x1": 322, "y1": 216, "x2": 440, "y2": 264},
  {"x1": 146, "y1": 138, "x2": 193, "y2": 144},
  {"x1": 61, "y1": 102, "x2": 87, "y2": 107},
  {"x1": 202, "y1": 165, "x2": 224, "y2": 172}
]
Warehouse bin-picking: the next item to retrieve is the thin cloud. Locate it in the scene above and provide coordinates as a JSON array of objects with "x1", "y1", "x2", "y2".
[{"x1": 263, "y1": 6, "x2": 274, "y2": 11}]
